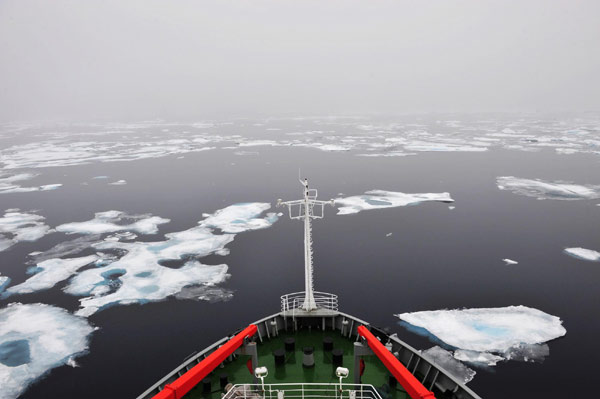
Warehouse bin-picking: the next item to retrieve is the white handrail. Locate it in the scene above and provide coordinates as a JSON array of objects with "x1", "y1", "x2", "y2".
[
  {"x1": 281, "y1": 291, "x2": 339, "y2": 312},
  {"x1": 224, "y1": 383, "x2": 382, "y2": 399}
]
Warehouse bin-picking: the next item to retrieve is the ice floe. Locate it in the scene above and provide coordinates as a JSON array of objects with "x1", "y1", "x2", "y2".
[
  {"x1": 56, "y1": 211, "x2": 170, "y2": 235},
  {"x1": 422, "y1": 346, "x2": 476, "y2": 384},
  {"x1": 200, "y1": 203, "x2": 278, "y2": 233},
  {"x1": 0, "y1": 210, "x2": 52, "y2": 252},
  {"x1": 5, "y1": 255, "x2": 99, "y2": 295},
  {"x1": 27, "y1": 235, "x2": 102, "y2": 264},
  {"x1": 335, "y1": 190, "x2": 454, "y2": 215},
  {"x1": 0, "y1": 303, "x2": 94, "y2": 399},
  {"x1": 41, "y1": 203, "x2": 276, "y2": 316},
  {"x1": 503, "y1": 258, "x2": 518, "y2": 265},
  {"x1": 564, "y1": 247, "x2": 600, "y2": 262},
  {"x1": 0, "y1": 173, "x2": 62, "y2": 194},
  {"x1": 497, "y1": 176, "x2": 600, "y2": 200},
  {"x1": 397, "y1": 306, "x2": 566, "y2": 365}
]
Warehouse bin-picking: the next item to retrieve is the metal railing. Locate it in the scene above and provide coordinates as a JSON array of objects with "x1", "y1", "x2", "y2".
[
  {"x1": 224, "y1": 383, "x2": 382, "y2": 399},
  {"x1": 280, "y1": 291, "x2": 339, "y2": 312}
]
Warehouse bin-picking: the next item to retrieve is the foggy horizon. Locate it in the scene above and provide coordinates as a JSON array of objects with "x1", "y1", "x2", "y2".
[{"x1": 1, "y1": 0, "x2": 600, "y2": 122}]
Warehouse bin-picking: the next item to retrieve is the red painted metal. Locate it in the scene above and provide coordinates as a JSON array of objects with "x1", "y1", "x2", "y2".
[
  {"x1": 357, "y1": 325, "x2": 436, "y2": 399},
  {"x1": 152, "y1": 324, "x2": 258, "y2": 399}
]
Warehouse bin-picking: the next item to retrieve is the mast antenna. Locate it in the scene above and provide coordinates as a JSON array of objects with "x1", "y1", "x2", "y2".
[{"x1": 277, "y1": 178, "x2": 335, "y2": 311}]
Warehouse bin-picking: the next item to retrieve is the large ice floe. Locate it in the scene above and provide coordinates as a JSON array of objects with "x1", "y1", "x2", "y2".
[
  {"x1": 0, "y1": 303, "x2": 95, "y2": 399},
  {"x1": 335, "y1": 190, "x2": 453, "y2": 215},
  {"x1": 397, "y1": 306, "x2": 566, "y2": 366},
  {"x1": 0, "y1": 173, "x2": 62, "y2": 194},
  {"x1": 4, "y1": 203, "x2": 278, "y2": 316},
  {"x1": 422, "y1": 346, "x2": 476, "y2": 383},
  {"x1": 56, "y1": 211, "x2": 170, "y2": 235},
  {"x1": 497, "y1": 176, "x2": 600, "y2": 200},
  {"x1": 563, "y1": 247, "x2": 600, "y2": 262},
  {"x1": 0, "y1": 210, "x2": 52, "y2": 252},
  {"x1": 68, "y1": 203, "x2": 277, "y2": 316},
  {"x1": 5, "y1": 255, "x2": 99, "y2": 295}
]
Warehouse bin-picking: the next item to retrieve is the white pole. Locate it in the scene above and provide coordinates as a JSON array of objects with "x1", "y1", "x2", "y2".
[
  {"x1": 278, "y1": 178, "x2": 333, "y2": 312},
  {"x1": 302, "y1": 179, "x2": 317, "y2": 310}
]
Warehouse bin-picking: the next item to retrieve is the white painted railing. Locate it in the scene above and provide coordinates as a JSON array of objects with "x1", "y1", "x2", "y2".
[
  {"x1": 224, "y1": 383, "x2": 382, "y2": 399},
  {"x1": 280, "y1": 291, "x2": 339, "y2": 312}
]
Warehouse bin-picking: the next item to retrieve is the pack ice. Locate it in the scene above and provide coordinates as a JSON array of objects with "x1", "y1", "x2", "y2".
[
  {"x1": 335, "y1": 190, "x2": 454, "y2": 215},
  {"x1": 397, "y1": 306, "x2": 566, "y2": 365},
  {"x1": 0, "y1": 303, "x2": 94, "y2": 399},
  {"x1": 497, "y1": 176, "x2": 600, "y2": 200}
]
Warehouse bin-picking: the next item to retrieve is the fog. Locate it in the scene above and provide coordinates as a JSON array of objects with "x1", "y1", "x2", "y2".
[{"x1": 1, "y1": 0, "x2": 599, "y2": 121}]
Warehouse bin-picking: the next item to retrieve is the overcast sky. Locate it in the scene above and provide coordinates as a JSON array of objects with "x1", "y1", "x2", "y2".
[{"x1": 1, "y1": 0, "x2": 599, "y2": 121}]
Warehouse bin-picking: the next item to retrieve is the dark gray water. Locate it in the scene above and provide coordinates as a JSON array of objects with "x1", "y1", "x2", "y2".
[{"x1": 1, "y1": 117, "x2": 599, "y2": 399}]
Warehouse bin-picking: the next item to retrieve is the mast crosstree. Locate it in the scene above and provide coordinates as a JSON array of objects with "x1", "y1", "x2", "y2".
[{"x1": 277, "y1": 178, "x2": 334, "y2": 311}]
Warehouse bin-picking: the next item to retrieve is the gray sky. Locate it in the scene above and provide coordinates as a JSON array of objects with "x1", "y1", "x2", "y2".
[{"x1": 1, "y1": 0, "x2": 599, "y2": 121}]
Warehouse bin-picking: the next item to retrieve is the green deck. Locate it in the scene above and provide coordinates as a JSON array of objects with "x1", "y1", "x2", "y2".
[{"x1": 184, "y1": 329, "x2": 409, "y2": 399}]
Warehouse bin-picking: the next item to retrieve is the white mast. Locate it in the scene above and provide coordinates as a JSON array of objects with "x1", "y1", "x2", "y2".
[{"x1": 278, "y1": 177, "x2": 334, "y2": 311}]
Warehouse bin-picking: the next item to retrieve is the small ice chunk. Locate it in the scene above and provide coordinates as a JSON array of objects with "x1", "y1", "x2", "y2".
[
  {"x1": 502, "y1": 342, "x2": 549, "y2": 363},
  {"x1": 422, "y1": 346, "x2": 476, "y2": 384},
  {"x1": 109, "y1": 180, "x2": 127, "y2": 185},
  {"x1": 397, "y1": 306, "x2": 566, "y2": 354},
  {"x1": 238, "y1": 140, "x2": 280, "y2": 147},
  {"x1": 386, "y1": 233, "x2": 392, "y2": 237},
  {"x1": 301, "y1": 143, "x2": 351, "y2": 152},
  {"x1": 453, "y1": 349, "x2": 504, "y2": 366},
  {"x1": 66, "y1": 357, "x2": 79, "y2": 368},
  {"x1": 503, "y1": 258, "x2": 518, "y2": 265},
  {"x1": 0, "y1": 303, "x2": 94, "y2": 399},
  {"x1": 39, "y1": 184, "x2": 62, "y2": 191},
  {"x1": 92, "y1": 176, "x2": 109, "y2": 179},
  {"x1": 497, "y1": 176, "x2": 600, "y2": 200},
  {"x1": 335, "y1": 190, "x2": 454, "y2": 215},
  {"x1": 564, "y1": 247, "x2": 600, "y2": 262},
  {"x1": 56, "y1": 211, "x2": 169, "y2": 235}
]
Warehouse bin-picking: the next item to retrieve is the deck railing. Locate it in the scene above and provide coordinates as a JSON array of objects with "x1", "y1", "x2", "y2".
[
  {"x1": 280, "y1": 291, "x2": 339, "y2": 312},
  {"x1": 224, "y1": 383, "x2": 382, "y2": 399}
]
